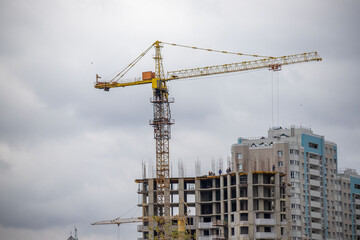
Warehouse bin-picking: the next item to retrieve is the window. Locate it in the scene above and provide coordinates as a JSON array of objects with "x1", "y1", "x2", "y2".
[
  {"x1": 291, "y1": 215, "x2": 301, "y2": 220},
  {"x1": 240, "y1": 227, "x2": 248, "y2": 234},
  {"x1": 186, "y1": 183, "x2": 195, "y2": 190},
  {"x1": 238, "y1": 163, "x2": 243, "y2": 170},
  {"x1": 278, "y1": 161, "x2": 283, "y2": 167},
  {"x1": 237, "y1": 153, "x2": 242, "y2": 159},
  {"x1": 277, "y1": 150, "x2": 283, "y2": 157},
  {"x1": 290, "y1": 149, "x2": 294, "y2": 154},
  {"x1": 290, "y1": 160, "x2": 299, "y2": 166},
  {"x1": 239, "y1": 175, "x2": 247, "y2": 184},
  {"x1": 290, "y1": 171, "x2": 299, "y2": 180},
  {"x1": 309, "y1": 142, "x2": 318, "y2": 149},
  {"x1": 291, "y1": 204, "x2": 301, "y2": 209}
]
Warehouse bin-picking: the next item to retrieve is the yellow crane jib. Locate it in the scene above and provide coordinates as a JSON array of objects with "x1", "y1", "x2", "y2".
[{"x1": 94, "y1": 49, "x2": 322, "y2": 91}]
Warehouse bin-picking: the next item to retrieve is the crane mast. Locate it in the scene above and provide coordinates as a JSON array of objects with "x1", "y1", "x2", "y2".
[{"x1": 151, "y1": 41, "x2": 173, "y2": 222}]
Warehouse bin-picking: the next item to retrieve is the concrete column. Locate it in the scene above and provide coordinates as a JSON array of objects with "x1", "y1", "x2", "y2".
[
  {"x1": 227, "y1": 174, "x2": 231, "y2": 237},
  {"x1": 235, "y1": 173, "x2": 240, "y2": 237},
  {"x1": 195, "y1": 178, "x2": 201, "y2": 239},
  {"x1": 248, "y1": 173, "x2": 254, "y2": 239},
  {"x1": 275, "y1": 173, "x2": 281, "y2": 239},
  {"x1": 148, "y1": 179, "x2": 155, "y2": 238},
  {"x1": 219, "y1": 176, "x2": 225, "y2": 238},
  {"x1": 178, "y1": 178, "x2": 185, "y2": 215}
]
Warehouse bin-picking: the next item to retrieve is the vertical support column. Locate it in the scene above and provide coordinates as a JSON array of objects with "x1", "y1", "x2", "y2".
[
  {"x1": 179, "y1": 179, "x2": 185, "y2": 216},
  {"x1": 227, "y1": 174, "x2": 231, "y2": 237},
  {"x1": 235, "y1": 173, "x2": 240, "y2": 237},
  {"x1": 248, "y1": 173, "x2": 254, "y2": 239},
  {"x1": 148, "y1": 179, "x2": 155, "y2": 238},
  {"x1": 220, "y1": 176, "x2": 225, "y2": 238},
  {"x1": 195, "y1": 178, "x2": 201, "y2": 239},
  {"x1": 275, "y1": 173, "x2": 281, "y2": 239}
]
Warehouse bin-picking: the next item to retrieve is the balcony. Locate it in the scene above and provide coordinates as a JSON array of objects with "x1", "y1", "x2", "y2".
[
  {"x1": 311, "y1": 201, "x2": 321, "y2": 208},
  {"x1": 356, "y1": 209, "x2": 360, "y2": 215},
  {"x1": 310, "y1": 190, "x2": 321, "y2": 198},
  {"x1": 310, "y1": 179, "x2": 321, "y2": 187},
  {"x1": 291, "y1": 209, "x2": 301, "y2": 216},
  {"x1": 198, "y1": 222, "x2": 214, "y2": 229},
  {"x1": 239, "y1": 234, "x2": 249, "y2": 239},
  {"x1": 291, "y1": 198, "x2": 301, "y2": 205},
  {"x1": 292, "y1": 220, "x2": 301, "y2": 226},
  {"x1": 291, "y1": 230, "x2": 302, "y2": 238},
  {"x1": 355, "y1": 198, "x2": 360, "y2": 205},
  {"x1": 311, "y1": 211, "x2": 322, "y2": 219},
  {"x1": 255, "y1": 218, "x2": 275, "y2": 225},
  {"x1": 311, "y1": 222, "x2": 322, "y2": 229},
  {"x1": 310, "y1": 169, "x2": 320, "y2": 176},
  {"x1": 255, "y1": 232, "x2": 276, "y2": 239},
  {"x1": 312, "y1": 233, "x2": 322, "y2": 240},
  {"x1": 309, "y1": 158, "x2": 319, "y2": 165},
  {"x1": 199, "y1": 235, "x2": 224, "y2": 240}
]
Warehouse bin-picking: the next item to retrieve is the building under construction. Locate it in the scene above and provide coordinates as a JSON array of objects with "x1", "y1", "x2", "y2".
[{"x1": 136, "y1": 126, "x2": 360, "y2": 240}]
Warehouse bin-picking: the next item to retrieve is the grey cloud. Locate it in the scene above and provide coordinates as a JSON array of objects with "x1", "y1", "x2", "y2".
[
  {"x1": 0, "y1": 0, "x2": 360, "y2": 239},
  {"x1": 0, "y1": 159, "x2": 11, "y2": 173}
]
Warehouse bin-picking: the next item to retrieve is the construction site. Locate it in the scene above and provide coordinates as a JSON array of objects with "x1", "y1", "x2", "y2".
[{"x1": 91, "y1": 41, "x2": 360, "y2": 240}]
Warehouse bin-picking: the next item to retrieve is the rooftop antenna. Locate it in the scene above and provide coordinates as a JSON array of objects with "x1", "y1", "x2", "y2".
[
  {"x1": 74, "y1": 226, "x2": 78, "y2": 240},
  {"x1": 195, "y1": 157, "x2": 201, "y2": 176},
  {"x1": 219, "y1": 157, "x2": 223, "y2": 172},
  {"x1": 142, "y1": 161, "x2": 146, "y2": 178},
  {"x1": 178, "y1": 159, "x2": 184, "y2": 178}
]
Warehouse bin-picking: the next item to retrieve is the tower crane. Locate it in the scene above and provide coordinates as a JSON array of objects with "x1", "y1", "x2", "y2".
[{"x1": 94, "y1": 41, "x2": 322, "y2": 238}]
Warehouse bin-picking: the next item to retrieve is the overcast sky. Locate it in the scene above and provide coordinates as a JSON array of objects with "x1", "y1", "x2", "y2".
[{"x1": 1, "y1": 0, "x2": 359, "y2": 239}]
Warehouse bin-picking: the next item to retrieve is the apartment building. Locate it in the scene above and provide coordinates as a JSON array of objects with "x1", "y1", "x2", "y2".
[
  {"x1": 232, "y1": 126, "x2": 360, "y2": 240},
  {"x1": 136, "y1": 172, "x2": 289, "y2": 240},
  {"x1": 337, "y1": 169, "x2": 360, "y2": 240},
  {"x1": 136, "y1": 126, "x2": 360, "y2": 239}
]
